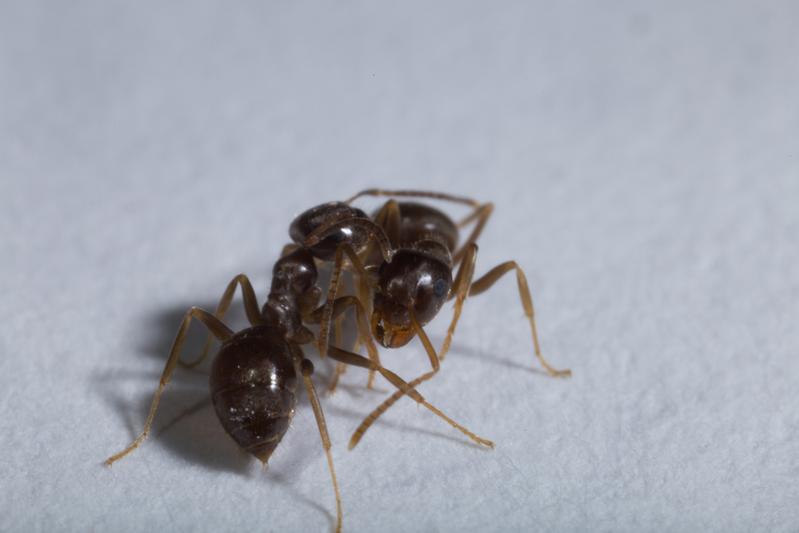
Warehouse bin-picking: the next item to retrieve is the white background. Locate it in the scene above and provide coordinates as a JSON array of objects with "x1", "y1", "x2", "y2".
[{"x1": 1, "y1": 1, "x2": 798, "y2": 532}]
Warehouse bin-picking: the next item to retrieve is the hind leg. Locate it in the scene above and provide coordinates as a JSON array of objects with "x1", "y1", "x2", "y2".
[{"x1": 105, "y1": 307, "x2": 233, "y2": 465}]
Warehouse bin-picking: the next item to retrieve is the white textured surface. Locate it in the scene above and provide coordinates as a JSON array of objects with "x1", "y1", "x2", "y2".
[{"x1": 2, "y1": 2, "x2": 798, "y2": 532}]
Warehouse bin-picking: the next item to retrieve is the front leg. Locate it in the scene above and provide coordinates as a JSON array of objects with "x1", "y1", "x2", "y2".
[
  {"x1": 325, "y1": 345, "x2": 493, "y2": 449},
  {"x1": 470, "y1": 261, "x2": 571, "y2": 377},
  {"x1": 307, "y1": 294, "x2": 382, "y2": 389}
]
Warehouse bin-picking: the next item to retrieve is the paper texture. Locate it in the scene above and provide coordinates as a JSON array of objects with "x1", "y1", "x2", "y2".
[{"x1": 1, "y1": 2, "x2": 797, "y2": 532}]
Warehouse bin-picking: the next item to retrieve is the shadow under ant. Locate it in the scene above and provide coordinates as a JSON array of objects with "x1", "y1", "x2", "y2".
[
  {"x1": 427, "y1": 333, "x2": 550, "y2": 377},
  {"x1": 327, "y1": 405, "x2": 488, "y2": 451},
  {"x1": 98, "y1": 298, "x2": 343, "y2": 529},
  {"x1": 99, "y1": 299, "x2": 382, "y2": 472},
  {"x1": 99, "y1": 296, "x2": 497, "y2": 501}
]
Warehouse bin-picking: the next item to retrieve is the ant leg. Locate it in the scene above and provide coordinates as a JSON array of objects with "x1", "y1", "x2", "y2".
[
  {"x1": 291, "y1": 351, "x2": 343, "y2": 533},
  {"x1": 327, "y1": 313, "x2": 347, "y2": 393},
  {"x1": 451, "y1": 203, "x2": 493, "y2": 266},
  {"x1": 349, "y1": 369, "x2": 437, "y2": 450},
  {"x1": 179, "y1": 274, "x2": 262, "y2": 368},
  {"x1": 470, "y1": 261, "x2": 571, "y2": 378},
  {"x1": 372, "y1": 199, "x2": 402, "y2": 246},
  {"x1": 441, "y1": 243, "x2": 479, "y2": 360},
  {"x1": 348, "y1": 244, "x2": 478, "y2": 448},
  {"x1": 105, "y1": 307, "x2": 233, "y2": 466},
  {"x1": 304, "y1": 216, "x2": 394, "y2": 263},
  {"x1": 328, "y1": 362, "x2": 348, "y2": 393},
  {"x1": 345, "y1": 189, "x2": 480, "y2": 208},
  {"x1": 316, "y1": 244, "x2": 375, "y2": 364},
  {"x1": 309, "y1": 295, "x2": 382, "y2": 389},
  {"x1": 326, "y1": 346, "x2": 494, "y2": 450},
  {"x1": 353, "y1": 198, "x2": 399, "y2": 314},
  {"x1": 411, "y1": 310, "x2": 440, "y2": 372}
]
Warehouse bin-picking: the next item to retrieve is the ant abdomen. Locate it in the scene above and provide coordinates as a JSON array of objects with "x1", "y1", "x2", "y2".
[
  {"x1": 210, "y1": 326, "x2": 298, "y2": 463},
  {"x1": 390, "y1": 202, "x2": 459, "y2": 251},
  {"x1": 289, "y1": 202, "x2": 370, "y2": 260}
]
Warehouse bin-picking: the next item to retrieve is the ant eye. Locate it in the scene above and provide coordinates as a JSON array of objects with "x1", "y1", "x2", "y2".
[{"x1": 434, "y1": 279, "x2": 447, "y2": 297}]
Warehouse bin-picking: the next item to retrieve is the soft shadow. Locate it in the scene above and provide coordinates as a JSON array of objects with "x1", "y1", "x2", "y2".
[
  {"x1": 96, "y1": 366, "x2": 252, "y2": 474},
  {"x1": 99, "y1": 298, "x2": 358, "y2": 475},
  {"x1": 266, "y1": 470, "x2": 335, "y2": 529},
  {"x1": 136, "y1": 300, "x2": 241, "y2": 362},
  {"x1": 428, "y1": 334, "x2": 550, "y2": 376},
  {"x1": 99, "y1": 299, "x2": 256, "y2": 475}
]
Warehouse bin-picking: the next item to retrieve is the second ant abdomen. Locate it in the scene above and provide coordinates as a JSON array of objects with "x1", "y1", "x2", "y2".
[
  {"x1": 392, "y1": 202, "x2": 459, "y2": 251},
  {"x1": 210, "y1": 326, "x2": 298, "y2": 463},
  {"x1": 290, "y1": 202, "x2": 369, "y2": 260}
]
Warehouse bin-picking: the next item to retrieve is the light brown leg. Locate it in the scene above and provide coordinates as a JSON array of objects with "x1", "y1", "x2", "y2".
[
  {"x1": 451, "y1": 203, "x2": 493, "y2": 266},
  {"x1": 347, "y1": 314, "x2": 446, "y2": 450},
  {"x1": 440, "y1": 243, "x2": 479, "y2": 360},
  {"x1": 327, "y1": 312, "x2": 347, "y2": 393},
  {"x1": 304, "y1": 216, "x2": 393, "y2": 263},
  {"x1": 179, "y1": 274, "x2": 262, "y2": 368},
  {"x1": 290, "y1": 348, "x2": 342, "y2": 533},
  {"x1": 345, "y1": 189, "x2": 481, "y2": 208},
  {"x1": 328, "y1": 362, "x2": 348, "y2": 393},
  {"x1": 349, "y1": 369, "x2": 438, "y2": 450},
  {"x1": 354, "y1": 199, "x2": 401, "y2": 321},
  {"x1": 105, "y1": 307, "x2": 233, "y2": 466},
  {"x1": 372, "y1": 199, "x2": 402, "y2": 247},
  {"x1": 309, "y1": 295, "x2": 382, "y2": 389},
  {"x1": 411, "y1": 310, "x2": 440, "y2": 372},
  {"x1": 326, "y1": 345, "x2": 493, "y2": 450},
  {"x1": 316, "y1": 244, "x2": 374, "y2": 362},
  {"x1": 470, "y1": 261, "x2": 571, "y2": 378}
]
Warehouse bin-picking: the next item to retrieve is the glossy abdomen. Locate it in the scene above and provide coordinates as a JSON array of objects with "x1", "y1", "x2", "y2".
[
  {"x1": 289, "y1": 201, "x2": 369, "y2": 260},
  {"x1": 396, "y1": 202, "x2": 459, "y2": 252},
  {"x1": 210, "y1": 326, "x2": 298, "y2": 463}
]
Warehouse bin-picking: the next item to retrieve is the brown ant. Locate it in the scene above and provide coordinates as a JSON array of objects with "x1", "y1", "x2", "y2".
[
  {"x1": 104, "y1": 205, "x2": 493, "y2": 533},
  {"x1": 295, "y1": 189, "x2": 571, "y2": 450}
]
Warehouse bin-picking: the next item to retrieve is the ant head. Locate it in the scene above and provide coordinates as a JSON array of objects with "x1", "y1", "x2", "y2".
[{"x1": 371, "y1": 249, "x2": 452, "y2": 348}]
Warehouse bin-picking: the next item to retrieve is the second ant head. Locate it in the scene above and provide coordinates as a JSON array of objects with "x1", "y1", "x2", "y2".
[{"x1": 371, "y1": 248, "x2": 452, "y2": 348}]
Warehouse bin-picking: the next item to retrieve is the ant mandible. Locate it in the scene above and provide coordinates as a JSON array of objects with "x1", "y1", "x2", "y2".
[{"x1": 104, "y1": 205, "x2": 494, "y2": 533}]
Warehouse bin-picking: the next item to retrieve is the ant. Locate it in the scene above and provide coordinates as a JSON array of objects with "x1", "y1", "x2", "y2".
[
  {"x1": 104, "y1": 204, "x2": 493, "y2": 533},
  {"x1": 294, "y1": 189, "x2": 572, "y2": 450}
]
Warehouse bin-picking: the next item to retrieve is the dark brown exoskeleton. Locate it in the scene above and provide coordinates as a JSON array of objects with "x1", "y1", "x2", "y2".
[
  {"x1": 104, "y1": 218, "x2": 492, "y2": 533},
  {"x1": 297, "y1": 189, "x2": 572, "y2": 450}
]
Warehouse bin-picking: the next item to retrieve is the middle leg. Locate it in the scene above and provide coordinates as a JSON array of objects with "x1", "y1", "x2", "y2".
[
  {"x1": 307, "y1": 295, "x2": 382, "y2": 390},
  {"x1": 179, "y1": 273, "x2": 262, "y2": 368},
  {"x1": 469, "y1": 261, "x2": 571, "y2": 377},
  {"x1": 290, "y1": 346, "x2": 343, "y2": 533},
  {"x1": 325, "y1": 345, "x2": 493, "y2": 449}
]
